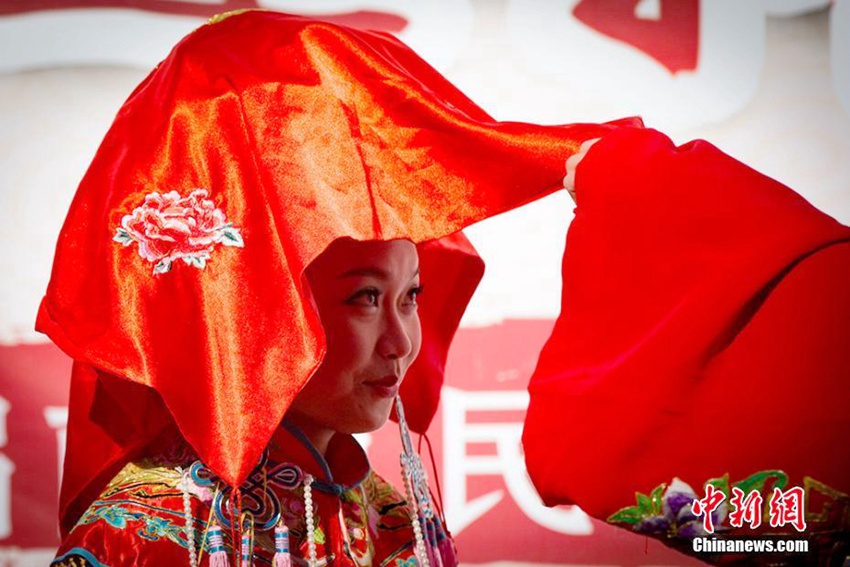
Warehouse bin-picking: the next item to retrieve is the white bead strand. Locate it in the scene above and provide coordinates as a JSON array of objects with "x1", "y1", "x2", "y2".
[
  {"x1": 179, "y1": 468, "x2": 200, "y2": 567},
  {"x1": 302, "y1": 474, "x2": 318, "y2": 567}
]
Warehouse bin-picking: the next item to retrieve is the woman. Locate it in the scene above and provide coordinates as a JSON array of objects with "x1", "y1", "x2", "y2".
[
  {"x1": 39, "y1": 9, "x2": 850, "y2": 567},
  {"x1": 39, "y1": 11, "x2": 569, "y2": 564},
  {"x1": 50, "y1": 237, "x2": 456, "y2": 566}
]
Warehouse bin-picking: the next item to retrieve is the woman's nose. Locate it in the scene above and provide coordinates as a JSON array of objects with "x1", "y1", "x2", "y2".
[{"x1": 378, "y1": 308, "x2": 414, "y2": 360}]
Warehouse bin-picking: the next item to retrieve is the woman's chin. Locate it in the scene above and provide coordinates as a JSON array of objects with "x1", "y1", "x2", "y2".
[{"x1": 347, "y1": 406, "x2": 394, "y2": 435}]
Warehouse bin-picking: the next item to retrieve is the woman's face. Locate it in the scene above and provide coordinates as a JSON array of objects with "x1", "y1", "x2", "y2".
[{"x1": 288, "y1": 239, "x2": 422, "y2": 443}]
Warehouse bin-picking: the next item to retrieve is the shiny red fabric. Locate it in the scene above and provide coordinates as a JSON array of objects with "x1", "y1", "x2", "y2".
[
  {"x1": 36, "y1": 11, "x2": 619, "y2": 532},
  {"x1": 524, "y1": 127, "x2": 850, "y2": 518}
]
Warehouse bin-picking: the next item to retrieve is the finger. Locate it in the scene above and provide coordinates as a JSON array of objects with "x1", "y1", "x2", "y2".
[{"x1": 563, "y1": 138, "x2": 602, "y2": 201}]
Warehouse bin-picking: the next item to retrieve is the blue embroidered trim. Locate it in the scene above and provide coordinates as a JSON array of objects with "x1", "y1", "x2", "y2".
[
  {"x1": 283, "y1": 420, "x2": 335, "y2": 481},
  {"x1": 79, "y1": 500, "x2": 193, "y2": 549},
  {"x1": 52, "y1": 547, "x2": 109, "y2": 567}
]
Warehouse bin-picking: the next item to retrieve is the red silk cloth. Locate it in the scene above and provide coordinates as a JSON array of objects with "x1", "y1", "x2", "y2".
[
  {"x1": 36, "y1": 11, "x2": 618, "y2": 532},
  {"x1": 524, "y1": 127, "x2": 850, "y2": 519}
]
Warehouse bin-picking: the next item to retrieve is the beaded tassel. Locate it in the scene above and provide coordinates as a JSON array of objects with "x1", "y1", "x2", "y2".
[
  {"x1": 207, "y1": 523, "x2": 230, "y2": 567},
  {"x1": 401, "y1": 454, "x2": 431, "y2": 567},
  {"x1": 240, "y1": 516, "x2": 253, "y2": 567},
  {"x1": 303, "y1": 474, "x2": 318, "y2": 567},
  {"x1": 426, "y1": 518, "x2": 445, "y2": 567},
  {"x1": 273, "y1": 523, "x2": 293, "y2": 567},
  {"x1": 397, "y1": 396, "x2": 432, "y2": 567},
  {"x1": 240, "y1": 531, "x2": 251, "y2": 566}
]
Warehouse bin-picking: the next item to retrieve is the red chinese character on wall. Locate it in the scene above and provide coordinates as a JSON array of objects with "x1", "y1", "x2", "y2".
[
  {"x1": 728, "y1": 487, "x2": 764, "y2": 529},
  {"x1": 572, "y1": 0, "x2": 699, "y2": 74},
  {"x1": 768, "y1": 486, "x2": 807, "y2": 532},
  {"x1": 691, "y1": 483, "x2": 726, "y2": 534}
]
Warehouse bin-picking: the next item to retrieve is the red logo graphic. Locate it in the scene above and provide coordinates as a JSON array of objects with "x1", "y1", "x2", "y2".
[
  {"x1": 690, "y1": 483, "x2": 725, "y2": 534},
  {"x1": 692, "y1": 483, "x2": 807, "y2": 535},
  {"x1": 728, "y1": 487, "x2": 764, "y2": 529},
  {"x1": 768, "y1": 486, "x2": 807, "y2": 532}
]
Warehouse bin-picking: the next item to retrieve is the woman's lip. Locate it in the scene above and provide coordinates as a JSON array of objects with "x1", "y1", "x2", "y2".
[
  {"x1": 364, "y1": 375, "x2": 400, "y2": 397},
  {"x1": 365, "y1": 375, "x2": 400, "y2": 387}
]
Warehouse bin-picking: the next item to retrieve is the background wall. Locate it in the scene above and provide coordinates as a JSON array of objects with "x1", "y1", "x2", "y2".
[{"x1": 0, "y1": 1, "x2": 847, "y2": 565}]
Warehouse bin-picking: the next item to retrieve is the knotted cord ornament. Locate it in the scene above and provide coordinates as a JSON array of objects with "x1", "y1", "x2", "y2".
[{"x1": 179, "y1": 458, "x2": 321, "y2": 567}]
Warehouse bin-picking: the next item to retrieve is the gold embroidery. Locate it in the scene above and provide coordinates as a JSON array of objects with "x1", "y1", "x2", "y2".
[
  {"x1": 103, "y1": 460, "x2": 183, "y2": 495},
  {"x1": 207, "y1": 9, "x2": 254, "y2": 26},
  {"x1": 804, "y1": 476, "x2": 850, "y2": 528}
]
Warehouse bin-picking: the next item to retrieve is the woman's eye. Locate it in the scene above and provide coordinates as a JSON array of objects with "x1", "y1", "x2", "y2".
[
  {"x1": 406, "y1": 285, "x2": 424, "y2": 305},
  {"x1": 346, "y1": 288, "x2": 380, "y2": 307}
]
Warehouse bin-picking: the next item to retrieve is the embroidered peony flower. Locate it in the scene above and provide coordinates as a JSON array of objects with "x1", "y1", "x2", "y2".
[{"x1": 113, "y1": 189, "x2": 243, "y2": 274}]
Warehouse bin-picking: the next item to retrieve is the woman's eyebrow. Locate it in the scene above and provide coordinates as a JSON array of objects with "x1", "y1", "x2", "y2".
[
  {"x1": 338, "y1": 267, "x2": 388, "y2": 279},
  {"x1": 337, "y1": 267, "x2": 420, "y2": 279}
]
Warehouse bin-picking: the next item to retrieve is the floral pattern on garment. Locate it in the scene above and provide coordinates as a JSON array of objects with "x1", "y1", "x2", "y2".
[{"x1": 52, "y1": 424, "x2": 457, "y2": 566}]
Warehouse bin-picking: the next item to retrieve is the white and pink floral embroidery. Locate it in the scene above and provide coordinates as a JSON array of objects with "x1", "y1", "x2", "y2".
[{"x1": 113, "y1": 189, "x2": 244, "y2": 274}]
